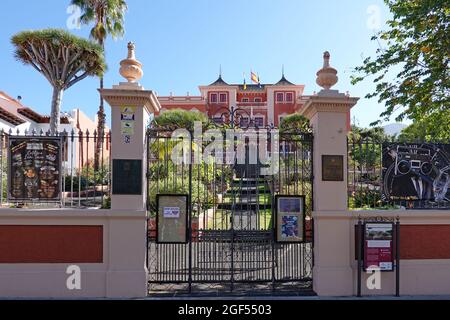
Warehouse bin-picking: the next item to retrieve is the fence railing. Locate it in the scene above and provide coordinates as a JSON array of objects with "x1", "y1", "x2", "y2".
[
  {"x1": 0, "y1": 129, "x2": 111, "y2": 209},
  {"x1": 348, "y1": 134, "x2": 450, "y2": 210}
]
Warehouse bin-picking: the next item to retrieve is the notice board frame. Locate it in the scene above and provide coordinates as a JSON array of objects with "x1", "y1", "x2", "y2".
[
  {"x1": 156, "y1": 193, "x2": 189, "y2": 244},
  {"x1": 363, "y1": 221, "x2": 395, "y2": 272},
  {"x1": 274, "y1": 195, "x2": 306, "y2": 243},
  {"x1": 7, "y1": 136, "x2": 63, "y2": 203}
]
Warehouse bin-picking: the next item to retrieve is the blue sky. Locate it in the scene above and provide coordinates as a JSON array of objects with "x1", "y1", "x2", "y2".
[{"x1": 0, "y1": 0, "x2": 403, "y2": 127}]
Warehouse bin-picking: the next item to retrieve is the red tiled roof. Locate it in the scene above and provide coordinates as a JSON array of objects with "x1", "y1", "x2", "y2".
[{"x1": 0, "y1": 107, "x2": 26, "y2": 126}]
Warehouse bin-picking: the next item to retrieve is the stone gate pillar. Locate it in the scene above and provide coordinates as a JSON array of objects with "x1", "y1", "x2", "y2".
[
  {"x1": 300, "y1": 52, "x2": 359, "y2": 296},
  {"x1": 100, "y1": 42, "x2": 160, "y2": 211},
  {"x1": 99, "y1": 43, "x2": 160, "y2": 297}
]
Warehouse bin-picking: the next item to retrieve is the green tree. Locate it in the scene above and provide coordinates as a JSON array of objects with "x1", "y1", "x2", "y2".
[
  {"x1": 71, "y1": 0, "x2": 128, "y2": 168},
  {"x1": 279, "y1": 114, "x2": 311, "y2": 133},
  {"x1": 152, "y1": 109, "x2": 211, "y2": 131},
  {"x1": 349, "y1": 126, "x2": 390, "y2": 171},
  {"x1": 11, "y1": 29, "x2": 106, "y2": 133},
  {"x1": 398, "y1": 112, "x2": 450, "y2": 142},
  {"x1": 352, "y1": 0, "x2": 449, "y2": 139}
]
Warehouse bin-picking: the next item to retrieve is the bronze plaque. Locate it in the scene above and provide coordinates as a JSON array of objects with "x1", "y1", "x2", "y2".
[
  {"x1": 112, "y1": 159, "x2": 142, "y2": 195},
  {"x1": 322, "y1": 155, "x2": 344, "y2": 181}
]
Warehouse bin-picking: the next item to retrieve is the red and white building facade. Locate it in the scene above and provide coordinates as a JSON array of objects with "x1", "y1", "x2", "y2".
[{"x1": 156, "y1": 74, "x2": 317, "y2": 128}]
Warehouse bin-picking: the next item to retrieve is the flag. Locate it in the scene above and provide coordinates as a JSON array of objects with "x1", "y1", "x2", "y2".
[
  {"x1": 251, "y1": 71, "x2": 259, "y2": 84},
  {"x1": 243, "y1": 73, "x2": 247, "y2": 90}
]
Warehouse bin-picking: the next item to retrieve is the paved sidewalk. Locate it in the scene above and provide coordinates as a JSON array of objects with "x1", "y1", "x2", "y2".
[{"x1": 146, "y1": 295, "x2": 450, "y2": 300}]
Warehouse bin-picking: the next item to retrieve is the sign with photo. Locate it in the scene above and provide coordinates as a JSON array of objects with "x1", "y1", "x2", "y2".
[
  {"x1": 157, "y1": 194, "x2": 188, "y2": 244},
  {"x1": 382, "y1": 143, "x2": 450, "y2": 208},
  {"x1": 275, "y1": 195, "x2": 306, "y2": 243},
  {"x1": 8, "y1": 137, "x2": 62, "y2": 202},
  {"x1": 363, "y1": 223, "x2": 394, "y2": 272}
]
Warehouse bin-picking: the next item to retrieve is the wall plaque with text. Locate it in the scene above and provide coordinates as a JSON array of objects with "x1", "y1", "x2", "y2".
[
  {"x1": 112, "y1": 159, "x2": 142, "y2": 195},
  {"x1": 322, "y1": 155, "x2": 344, "y2": 181}
]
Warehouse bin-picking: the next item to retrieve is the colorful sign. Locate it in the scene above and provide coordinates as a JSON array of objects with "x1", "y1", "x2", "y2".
[
  {"x1": 120, "y1": 106, "x2": 136, "y2": 136},
  {"x1": 364, "y1": 223, "x2": 394, "y2": 271},
  {"x1": 157, "y1": 194, "x2": 188, "y2": 244},
  {"x1": 8, "y1": 137, "x2": 62, "y2": 202},
  {"x1": 275, "y1": 195, "x2": 305, "y2": 243},
  {"x1": 121, "y1": 121, "x2": 134, "y2": 135}
]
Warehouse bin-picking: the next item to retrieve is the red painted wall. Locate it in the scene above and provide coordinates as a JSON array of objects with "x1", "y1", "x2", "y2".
[{"x1": 0, "y1": 225, "x2": 103, "y2": 263}]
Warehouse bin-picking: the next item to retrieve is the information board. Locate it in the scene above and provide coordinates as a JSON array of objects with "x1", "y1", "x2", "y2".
[
  {"x1": 156, "y1": 194, "x2": 188, "y2": 244},
  {"x1": 364, "y1": 223, "x2": 394, "y2": 271},
  {"x1": 275, "y1": 195, "x2": 306, "y2": 243},
  {"x1": 8, "y1": 137, "x2": 62, "y2": 202}
]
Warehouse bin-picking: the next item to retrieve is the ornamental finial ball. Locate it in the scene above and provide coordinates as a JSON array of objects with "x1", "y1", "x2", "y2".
[
  {"x1": 119, "y1": 42, "x2": 143, "y2": 83},
  {"x1": 316, "y1": 51, "x2": 338, "y2": 90}
]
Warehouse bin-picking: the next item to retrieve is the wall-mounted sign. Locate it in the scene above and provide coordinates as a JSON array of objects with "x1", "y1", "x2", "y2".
[
  {"x1": 275, "y1": 195, "x2": 305, "y2": 243},
  {"x1": 8, "y1": 137, "x2": 62, "y2": 202},
  {"x1": 157, "y1": 194, "x2": 188, "y2": 244},
  {"x1": 363, "y1": 223, "x2": 394, "y2": 271},
  {"x1": 112, "y1": 159, "x2": 142, "y2": 195},
  {"x1": 381, "y1": 142, "x2": 450, "y2": 208},
  {"x1": 121, "y1": 121, "x2": 135, "y2": 135},
  {"x1": 120, "y1": 106, "x2": 136, "y2": 135},
  {"x1": 322, "y1": 155, "x2": 344, "y2": 181}
]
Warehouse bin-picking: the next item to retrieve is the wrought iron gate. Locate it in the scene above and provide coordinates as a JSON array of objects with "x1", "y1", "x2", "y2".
[{"x1": 146, "y1": 125, "x2": 314, "y2": 296}]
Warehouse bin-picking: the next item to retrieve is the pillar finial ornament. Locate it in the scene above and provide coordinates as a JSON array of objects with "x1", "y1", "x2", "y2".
[
  {"x1": 119, "y1": 42, "x2": 143, "y2": 83},
  {"x1": 316, "y1": 51, "x2": 338, "y2": 90}
]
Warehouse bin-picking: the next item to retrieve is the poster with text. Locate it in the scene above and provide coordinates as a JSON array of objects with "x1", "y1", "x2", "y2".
[
  {"x1": 8, "y1": 137, "x2": 62, "y2": 202},
  {"x1": 157, "y1": 194, "x2": 188, "y2": 243},
  {"x1": 364, "y1": 223, "x2": 394, "y2": 271},
  {"x1": 276, "y1": 196, "x2": 305, "y2": 243}
]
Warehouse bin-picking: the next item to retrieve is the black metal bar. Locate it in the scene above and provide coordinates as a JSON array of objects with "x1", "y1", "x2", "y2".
[
  {"x1": 188, "y1": 130, "x2": 193, "y2": 294},
  {"x1": 396, "y1": 218, "x2": 400, "y2": 297},
  {"x1": 357, "y1": 218, "x2": 363, "y2": 297}
]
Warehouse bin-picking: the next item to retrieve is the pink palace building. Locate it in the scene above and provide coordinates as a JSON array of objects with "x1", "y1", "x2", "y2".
[{"x1": 156, "y1": 73, "x2": 351, "y2": 129}]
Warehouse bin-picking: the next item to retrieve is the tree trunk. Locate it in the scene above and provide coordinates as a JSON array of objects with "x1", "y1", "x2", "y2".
[
  {"x1": 94, "y1": 77, "x2": 106, "y2": 170},
  {"x1": 94, "y1": 42, "x2": 106, "y2": 170},
  {"x1": 50, "y1": 87, "x2": 64, "y2": 134}
]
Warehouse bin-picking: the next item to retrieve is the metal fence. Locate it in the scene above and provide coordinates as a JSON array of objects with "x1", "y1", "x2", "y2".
[
  {"x1": 0, "y1": 129, "x2": 111, "y2": 209},
  {"x1": 348, "y1": 134, "x2": 450, "y2": 210}
]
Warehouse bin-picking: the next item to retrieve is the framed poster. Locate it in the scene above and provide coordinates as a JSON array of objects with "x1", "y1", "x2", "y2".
[
  {"x1": 363, "y1": 222, "x2": 394, "y2": 272},
  {"x1": 156, "y1": 194, "x2": 189, "y2": 244},
  {"x1": 8, "y1": 136, "x2": 63, "y2": 202},
  {"x1": 275, "y1": 195, "x2": 306, "y2": 243},
  {"x1": 322, "y1": 155, "x2": 344, "y2": 181}
]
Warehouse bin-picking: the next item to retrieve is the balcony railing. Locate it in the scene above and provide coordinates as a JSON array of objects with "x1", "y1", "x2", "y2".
[{"x1": 236, "y1": 101, "x2": 267, "y2": 108}]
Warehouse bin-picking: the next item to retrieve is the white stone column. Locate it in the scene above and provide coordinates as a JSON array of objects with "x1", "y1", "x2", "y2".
[
  {"x1": 300, "y1": 52, "x2": 359, "y2": 296},
  {"x1": 100, "y1": 42, "x2": 160, "y2": 297},
  {"x1": 100, "y1": 42, "x2": 160, "y2": 211}
]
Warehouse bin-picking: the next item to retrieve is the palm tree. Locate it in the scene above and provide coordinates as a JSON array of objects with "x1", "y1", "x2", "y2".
[
  {"x1": 71, "y1": 0, "x2": 128, "y2": 168},
  {"x1": 11, "y1": 29, "x2": 106, "y2": 133}
]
